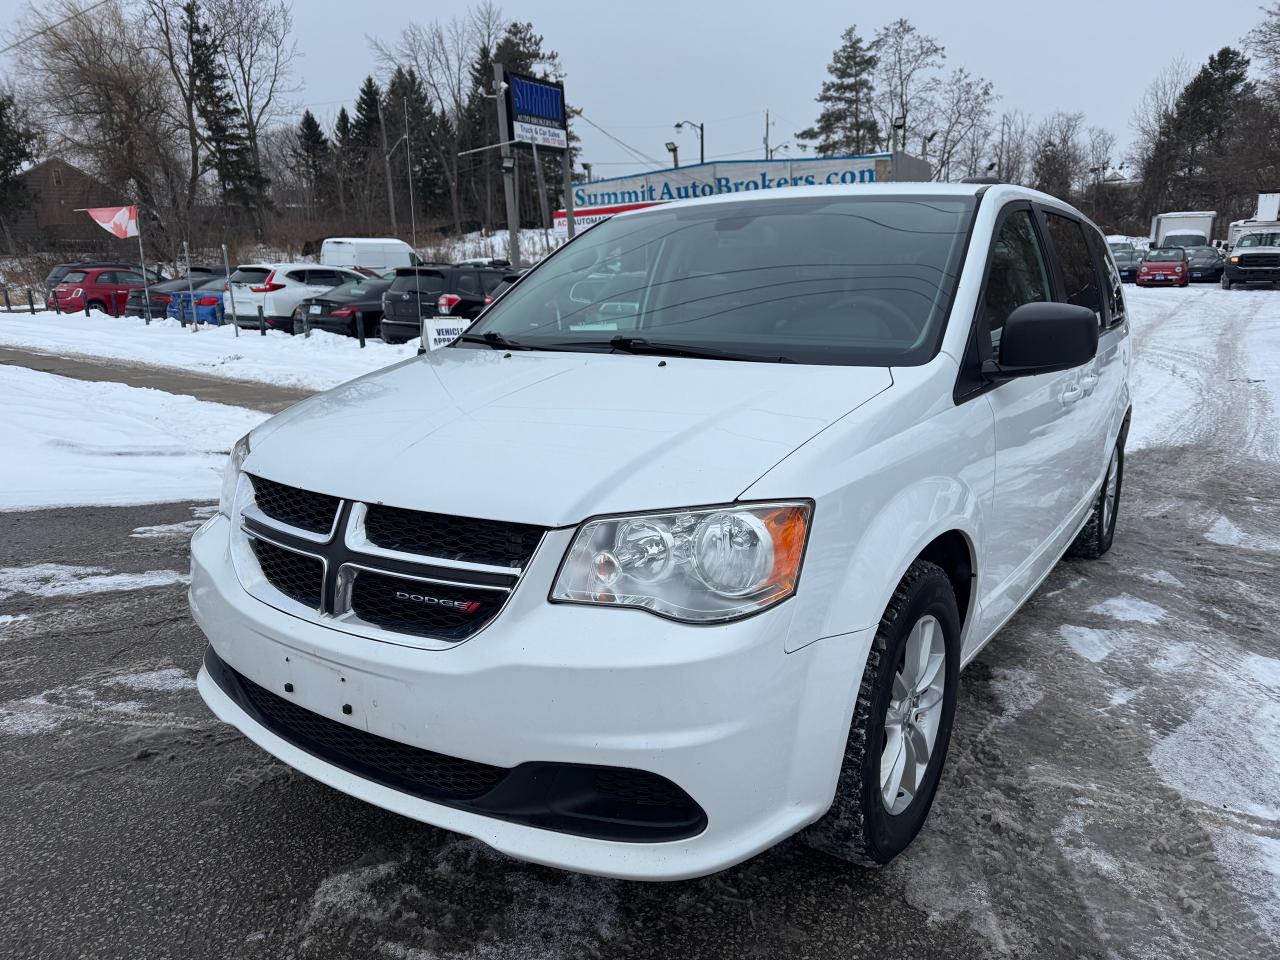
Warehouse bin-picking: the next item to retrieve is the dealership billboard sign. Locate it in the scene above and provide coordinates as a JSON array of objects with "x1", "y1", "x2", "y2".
[
  {"x1": 554, "y1": 153, "x2": 930, "y2": 235},
  {"x1": 505, "y1": 71, "x2": 568, "y2": 150}
]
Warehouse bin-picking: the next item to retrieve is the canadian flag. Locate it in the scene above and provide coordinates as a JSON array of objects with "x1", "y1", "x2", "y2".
[{"x1": 85, "y1": 205, "x2": 140, "y2": 239}]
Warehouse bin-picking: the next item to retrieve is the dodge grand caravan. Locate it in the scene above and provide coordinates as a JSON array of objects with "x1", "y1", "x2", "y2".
[{"x1": 191, "y1": 183, "x2": 1131, "y2": 880}]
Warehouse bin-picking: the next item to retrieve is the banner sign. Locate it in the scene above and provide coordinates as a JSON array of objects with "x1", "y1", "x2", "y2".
[
  {"x1": 553, "y1": 153, "x2": 931, "y2": 236},
  {"x1": 506, "y1": 71, "x2": 567, "y2": 150}
]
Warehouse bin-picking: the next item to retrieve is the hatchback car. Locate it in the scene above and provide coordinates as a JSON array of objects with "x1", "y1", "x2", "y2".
[
  {"x1": 51, "y1": 267, "x2": 149, "y2": 315},
  {"x1": 1136, "y1": 247, "x2": 1188, "y2": 286},
  {"x1": 225, "y1": 264, "x2": 365, "y2": 332},
  {"x1": 45, "y1": 261, "x2": 163, "y2": 300},
  {"x1": 192, "y1": 183, "x2": 1131, "y2": 880}
]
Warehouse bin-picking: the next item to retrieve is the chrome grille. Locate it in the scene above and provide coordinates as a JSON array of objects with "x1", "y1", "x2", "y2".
[
  {"x1": 348, "y1": 569, "x2": 503, "y2": 640},
  {"x1": 1240, "y1": 253, "x2": 1280, "y2": 269}
]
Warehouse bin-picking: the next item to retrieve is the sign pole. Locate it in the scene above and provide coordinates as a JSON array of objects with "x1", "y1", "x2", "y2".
[
  {"x1": 135, "y1": 208, "x2": 153, "y2": 324},
  {"x1": 531, "y1": 141, "x2": 552, "y2": 252},
  {"x1": 563, "y1": 115, "x2": 576, "y2": 239},
  {"x1": 494, "y1": 63, "x2": 522, "y2": 269},
  {"x1": 222, "y1": 243, "x2": 238, "y2": 337}
]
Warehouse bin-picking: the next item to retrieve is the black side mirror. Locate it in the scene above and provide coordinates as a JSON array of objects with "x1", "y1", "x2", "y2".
[{"x1": 984, "y1": 301, "x2": 1098, "y2": 379}]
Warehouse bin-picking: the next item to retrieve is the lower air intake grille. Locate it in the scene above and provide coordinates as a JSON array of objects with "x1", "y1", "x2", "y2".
[
  {"x1": 234, "y1": 664, "x2": 506, "y2": 800},
  {"x1": 249, "y1": 475, "x2": 340, "y2": 535},
  {"x1": 364, "y1": 504, "x2": 545, "y2": 567},
  {"x1": 349, "y1": 570, "x2": 501, "y2": 640},
  {"x1": 250, "y1": 538, "x2": 323, "y2": 608}
]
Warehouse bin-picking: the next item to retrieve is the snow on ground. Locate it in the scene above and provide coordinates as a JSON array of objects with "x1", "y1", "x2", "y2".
[
  {"x1": 0, "y1": 365, "x2": 265, "y2": 511},
  {"x1": 0, "y1": 312, "x2": 418, "y2": 391},
  {"x1": 0, "y1": 563, "x2": 188, "y2": 600}
]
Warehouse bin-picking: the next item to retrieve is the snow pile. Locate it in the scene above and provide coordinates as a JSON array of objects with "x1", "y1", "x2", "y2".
[
  {"x1": 0, "y1": 563, "x2": 188, "y2": 599},
  {"x1": 0, "y1": 313, "x2": 418, "y2": 391},
  {"x1": 0, "y1": 365, "x2": 266, "y2": 511}
]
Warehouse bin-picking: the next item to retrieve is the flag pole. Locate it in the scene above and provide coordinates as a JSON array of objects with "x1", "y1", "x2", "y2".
[{"x1": 135, "y1": 207, "x2": 152, "y2": 324}]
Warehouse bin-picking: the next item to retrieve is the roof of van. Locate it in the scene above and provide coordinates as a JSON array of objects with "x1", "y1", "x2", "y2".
[{"x1": 322, "y1": 237, "x2": 411, "y2": 245}]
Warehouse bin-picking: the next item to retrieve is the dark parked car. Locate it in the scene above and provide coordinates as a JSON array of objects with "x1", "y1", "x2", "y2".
[
  {"x1": 45, "y1": 261, "x2": 163, "y2": 299},
  {"x1": 379, "y1": 264, "x2": 509, "y2": 343},
  {"x1": 1107, "y1": 241, "x2": 1142, "y2": 282},
  {"x1": 1184, "y1": 246, "x2": 1224, "y2": 282},
  {"x1": 292, "y1": 277, "x2": 391, "y2": 339},
  {"x1": 124, "y1": 268, "x2": 228, "y2": 318}
]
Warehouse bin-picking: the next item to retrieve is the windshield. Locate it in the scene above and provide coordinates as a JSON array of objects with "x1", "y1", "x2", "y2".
[
  {"x1": 1238, "y1": 232, "x2": 1280, "y2": 247},
  {"x1": 1108, "y1": 242, "x2": 1134, "y2": 254},
  {"x1": 1186, "y1": 247, "x2": 1218, "y2": 259},
  {"x1": 465, "y1": 195, "x2": 976, "y2": 365},
  {"x1": 1146, "y1": 249, "x2": 1186, "y2": 262}
]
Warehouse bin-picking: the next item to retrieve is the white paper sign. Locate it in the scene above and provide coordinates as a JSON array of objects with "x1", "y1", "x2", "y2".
[{"x1": 424, "y1": 316, "x2": 472, "y2": 350}]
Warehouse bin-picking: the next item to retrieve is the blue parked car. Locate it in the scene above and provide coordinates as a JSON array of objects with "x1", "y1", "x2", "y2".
[{"x1": 167, "y1": 277, "x2": 229, "y2": 324}]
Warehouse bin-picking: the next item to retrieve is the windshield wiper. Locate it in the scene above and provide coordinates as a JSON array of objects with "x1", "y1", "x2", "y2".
[
  {"x1": 457, "y1": 330, "x2": 539, "y2": 351},
  {"x1": 603, "y1": 335, "x2": 794, "y2": 363}
]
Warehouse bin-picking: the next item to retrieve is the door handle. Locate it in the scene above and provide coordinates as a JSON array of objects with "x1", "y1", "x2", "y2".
[{"x1": 1061, "y1": 382, "x2": 1084, "y2": 405}]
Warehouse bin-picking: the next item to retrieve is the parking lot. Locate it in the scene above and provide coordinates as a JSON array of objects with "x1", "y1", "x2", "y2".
[{"x1": 2, "y1": 287, "x2": 1278, "y2": 960}]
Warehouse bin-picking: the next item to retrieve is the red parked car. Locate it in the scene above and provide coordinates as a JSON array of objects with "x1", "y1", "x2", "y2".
[
  {"x1": 1135, "y1": 247, "x2": 1189, "y2": 287},
  {"x1": 51, "y1": 267, "x2": 149, "y2": 315}
]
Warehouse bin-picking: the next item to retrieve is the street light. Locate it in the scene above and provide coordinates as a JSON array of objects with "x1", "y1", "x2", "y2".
[
  {"x1": 674, "y1": 120, "x2": 704, "y2": 165},
  {"x1": 665, "y1": 141, "x2": 679, "y2": 168},
  {"x1": 582, "y1": 162, "x2": 593, "y2": 182},
  {"x1": 767, "y1": 141, "x2": 791, "y2": 160}
]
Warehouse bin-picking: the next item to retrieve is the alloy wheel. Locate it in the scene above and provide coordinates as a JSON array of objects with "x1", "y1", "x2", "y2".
[{"x1": 881, "y1": 614, "x2": 947, "y2": 815}]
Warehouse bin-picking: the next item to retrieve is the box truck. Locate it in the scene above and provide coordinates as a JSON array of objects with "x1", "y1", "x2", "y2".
[{"x1": 1150, "y1": 211, "x2": 1217, "y2": 248}]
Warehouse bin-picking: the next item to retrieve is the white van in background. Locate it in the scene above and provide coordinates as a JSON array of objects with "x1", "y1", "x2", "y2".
[{"x1": 320, "y1": 238, "x2": 419, "y2": 272}]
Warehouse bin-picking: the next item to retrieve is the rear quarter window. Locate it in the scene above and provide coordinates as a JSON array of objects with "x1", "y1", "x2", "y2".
[
  {"x1": 61, "y1": 271, "x2": 88, "y2": 284},
  {"x1": 390, "y1": 271, "x2": 445, "y2": 295}
]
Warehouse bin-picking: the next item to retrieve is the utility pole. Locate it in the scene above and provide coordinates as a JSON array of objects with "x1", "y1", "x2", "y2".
[
  {"x1": 493, "y1": 63, "x2": 521, "y2": 268},
  {"x1": 763, "y1": 109, "x2": 770, "y2": 160},
  {"x1": 378, "y1": 100, "x2": 397, "y2": 235}
]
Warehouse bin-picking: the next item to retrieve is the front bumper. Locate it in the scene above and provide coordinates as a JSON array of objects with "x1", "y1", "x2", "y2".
[
  {"x1": 189, "y1": 514, "x2": 870, "y2": 880},
  {"x1": 1225, "y1": 263, "x2": 1280, "y2": 284}
]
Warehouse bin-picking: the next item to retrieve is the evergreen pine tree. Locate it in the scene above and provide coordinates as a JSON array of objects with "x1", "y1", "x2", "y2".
[
  {"x1": 293, "y1": 109, "x2": 330, "y2": 215},
  {"x1": 186, "y1": 0, "x2": 267, "y2": 222},
  {"x1": 332, "y1": 107, "x2": 355, "y2": 221},
  {"x1": 797, "y1": 26, "x2": 881, "y2": 156}
]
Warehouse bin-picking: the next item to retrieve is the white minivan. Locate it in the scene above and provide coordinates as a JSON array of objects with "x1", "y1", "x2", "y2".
[{"x1": 191, "y1": 183, "x2": 1131, "y2": 880}]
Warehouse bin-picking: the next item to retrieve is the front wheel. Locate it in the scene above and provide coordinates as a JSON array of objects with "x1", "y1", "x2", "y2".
[{"x1": 803, "y1": 559, "x2": 960, "y2": 866}]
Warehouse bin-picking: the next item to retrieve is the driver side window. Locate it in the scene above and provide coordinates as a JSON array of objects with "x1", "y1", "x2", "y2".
[{"x1": 984, "y1": 210, "x2": 1051, "y2": 354}]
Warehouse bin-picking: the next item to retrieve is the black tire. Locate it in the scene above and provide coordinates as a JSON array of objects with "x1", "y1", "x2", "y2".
[
  {"x1": 1068, "y1": 443, "x2": 1123, "y2": 559},
  {"x1": 87, "y1": 300, "x2": 107, "y2": 314},
  {"x1": 802, "y1": 559, "x2": 961, "y2": 866}
]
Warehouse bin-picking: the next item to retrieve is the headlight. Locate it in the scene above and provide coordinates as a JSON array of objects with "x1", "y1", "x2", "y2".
[
  {"x1": 218, "y1": 432, "x2": 252, "y2": 517},
  {"x1": 551, "y1": 502, "x2": 811, "y2": 623},
  {"x1": 1230, "y1": 255, "x2": 1240, "y2": 264}
]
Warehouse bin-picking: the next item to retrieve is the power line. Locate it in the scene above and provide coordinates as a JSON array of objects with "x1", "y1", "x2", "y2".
[
  {"x1": 575, "y1": 111, "x2": 665, "y2": 169},
  {"x1": 0, "y1": 0, "x2": 116, "y2": 57}
]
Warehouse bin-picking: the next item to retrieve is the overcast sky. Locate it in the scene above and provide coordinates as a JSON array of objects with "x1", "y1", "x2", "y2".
[{"x1": 1, "y1": 0, "x2": 1269, "y2": 178}]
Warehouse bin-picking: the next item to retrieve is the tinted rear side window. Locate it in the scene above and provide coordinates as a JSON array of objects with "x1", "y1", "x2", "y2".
[
  {"x1": 61, "y1": 271, "x2": 88, "y2": 284},
  {"x1": 1045, "y1": 212, "x2": 1104, "y2": 322},
  {"x1": 230, "y1": 268, "x2": 271, "y2": 284},
  {"x1": 456, "y1": 273, "x2": 480, "y2": 295},
  {"x1": 390, "y1": 271, "x2": 446, "y2": 295}
]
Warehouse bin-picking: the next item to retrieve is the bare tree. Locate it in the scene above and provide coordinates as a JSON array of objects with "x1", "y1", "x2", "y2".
[
  {"x1": 1244, "y1": 2, "x2": 1280, "y2": 100},
  {"x1": 1030, "y1": 111, "x2": 1086, "y2": 199},
  {"x1": 1130, "y1": 57, "x2": 1190, "y2": 163},
  {"x1": 870, "y1": 18, "x2": 945, "y2": 154},
  {"x1": 205, "y1": 0, "x2": 297, "y2": 187},
  {"x1": 926, "y1": 67, "x2": 997, "y2": 181},
  {"x1": 16, "y1": 0, "x2": 195, "y2": 247}
]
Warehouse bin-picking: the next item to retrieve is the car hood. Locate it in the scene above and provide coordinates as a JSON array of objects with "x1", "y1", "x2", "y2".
[{"x1": 246, "y1": 348, "x2": 892, "y2": 526}]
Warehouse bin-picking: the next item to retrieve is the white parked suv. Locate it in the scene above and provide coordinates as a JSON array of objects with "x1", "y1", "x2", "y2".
[
  {"x1": 225, "y1": 263, "x2": 366, "y2": 332},
  {"x1": 191, "y1": 183, "x2": 1131, "y2": 880}
]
